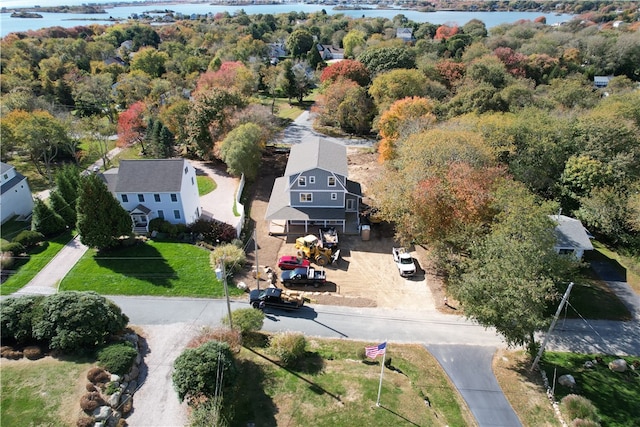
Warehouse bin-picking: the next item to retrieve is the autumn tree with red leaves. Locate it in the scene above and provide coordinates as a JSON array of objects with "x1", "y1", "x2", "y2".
[
  {"x1": 196, "y1": 61, "x2": 257, "y2": 96},
  {"x1": 117, "y1": 101, "x2": 147, "y2": 151},
  {"x1": 319, "y1": 60, "x2": 370, "y2": 86},
  {"x1": 435, "y1": 60, "x2": 466, "y2": 88},
  {"x1": 434, "y1": 25, "x2": 459, "y2": 40}
]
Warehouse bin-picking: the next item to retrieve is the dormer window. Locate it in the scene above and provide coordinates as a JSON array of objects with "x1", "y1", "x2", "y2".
[
  {"x1": 328, "y1": 176, "x2": 336, "y2": 187},
  {"x1": 298, "y1": 176, "x2": 306, "y2": 186},
  {"x1": 309, "y1": 176, "x2": 315, "y2": 184}
]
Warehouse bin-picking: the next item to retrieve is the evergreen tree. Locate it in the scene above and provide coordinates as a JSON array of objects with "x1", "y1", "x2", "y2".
[
  {"x1": 55, "y1": 164, "x2": 81, "y2": 213},
  {"x1": 76, "y1": 173, "x2": 132, "y2": 250},
  {"x1": 158, "y1": 125, "x2": 174, "y2": 158},
  {"x1": 49, "y1": 190, "x2": 76, "y2": 228},
  {"x1": 32, "y1": 198, "x2": 66, "y2": 236}
]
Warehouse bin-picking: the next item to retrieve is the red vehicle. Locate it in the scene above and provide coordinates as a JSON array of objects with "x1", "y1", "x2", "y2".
[{"x1": 277, "y1": 256, "x2": 311, "y2": 270}]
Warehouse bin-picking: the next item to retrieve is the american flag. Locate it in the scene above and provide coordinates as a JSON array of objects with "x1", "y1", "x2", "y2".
[{"x1": 365, "y1": 342, "x2": 386, "y2": 359}]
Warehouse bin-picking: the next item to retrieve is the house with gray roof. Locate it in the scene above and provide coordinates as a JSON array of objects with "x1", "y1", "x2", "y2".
[
  {"x1": 0, "y1": 162, "x2": 34, "y2": 224},
  {"x1": 265, "y1": 137, "x2": 362, "y2": 234},
  {"x1": 101, "y1": 159, "x2": 201, "y2": 233},
  {"x1": 550, "y1": 214, "x2": 593, "y2": 260}
]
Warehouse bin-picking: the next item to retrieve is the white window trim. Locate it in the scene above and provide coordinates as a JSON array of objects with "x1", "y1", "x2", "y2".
[
  {"x1": 331, "y1": 192, "x2": 337, "y2": 200},
  {"x1": 300, "y1": 193, "x2": 313, "y2": 202},
  {"x1": 328, "y1": 176, "x2": 336, "y2": 187},
  {"x1": 298, "y1": 176, "x2": 307, "y2": 187},
  {"x1": 309, "y1": 176, "x2": 316, "y2": 184}
]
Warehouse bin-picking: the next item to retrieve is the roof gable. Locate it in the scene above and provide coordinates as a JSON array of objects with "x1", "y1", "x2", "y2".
[
  {"x1": 284, "y1": 137, "x2": 348, "y2": 177},
  {"x1": 551, "y1": 215, "x2": 594, "y2": 251},
  {"x1": 113, "y1": 159, "x2": 188, "y2": 193}
]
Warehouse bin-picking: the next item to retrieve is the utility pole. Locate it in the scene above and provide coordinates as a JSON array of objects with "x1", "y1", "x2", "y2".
[
  {"x1": 216, "y1": 261, "x2": 233, "y2": 329},
  {"x1": 254, "y1": 228, "x2": 260, "y2": 291},
  {"x1": 531, "y1": 282, "x2": 574, "y2": 371}
]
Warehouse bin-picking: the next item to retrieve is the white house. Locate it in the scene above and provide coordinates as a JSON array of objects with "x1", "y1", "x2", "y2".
[
  {"x1": 100, "y1": 159, "x2": 201, "y2": 233},
  {"x1": 0, "y1": 162, "x2": 34, "y2": 224},
  {"x1": 550, "y1": 214, "x2": 594, "y2": 261}
]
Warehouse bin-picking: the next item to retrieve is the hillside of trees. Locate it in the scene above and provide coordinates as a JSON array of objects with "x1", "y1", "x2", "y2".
[{"x1": 1, "y1": 9, "x2": 639, "y2": 254}]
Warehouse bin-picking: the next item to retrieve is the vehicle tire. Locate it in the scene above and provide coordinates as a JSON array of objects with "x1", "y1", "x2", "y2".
[
  {"x1": 252, "y1": 302, "x2": 260, "y2": 309},
  {"x1": 316, "y1": 254, "x2": 329, "y2": 266}
]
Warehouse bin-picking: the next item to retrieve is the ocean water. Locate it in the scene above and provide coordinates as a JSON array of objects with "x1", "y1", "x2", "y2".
[{"x1": 0, "y1": 2, "x2": 574, "y2": 37}]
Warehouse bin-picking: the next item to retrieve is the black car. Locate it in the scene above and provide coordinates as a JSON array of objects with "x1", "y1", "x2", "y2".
[{"x1": 249, "y1": 288, "x2": 304, "y2": 310}]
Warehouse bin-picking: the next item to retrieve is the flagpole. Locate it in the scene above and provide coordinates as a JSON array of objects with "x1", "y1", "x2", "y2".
[{"x1": 375, "y1": 342, "x2": 386, "y2": 407}]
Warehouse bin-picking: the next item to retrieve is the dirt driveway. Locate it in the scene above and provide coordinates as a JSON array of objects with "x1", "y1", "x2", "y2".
[{"x1": 238, "y1": 146, "x2": 443, "y2": 312}]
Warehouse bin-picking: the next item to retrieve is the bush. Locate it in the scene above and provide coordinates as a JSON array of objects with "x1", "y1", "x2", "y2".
[
  {"x1": 2, "y1": 349, "x2": 23, "y2": 359},
  {"x1": 189, "y1": 397, "x2": 225, "y2": 427},
  {"x1": 571, "y1": 419, "x2": 601, "y2": 427},
  {"x1": 31, "y1": 198, "x2": 66, "y2": 236},
  {"x1": 189, "y1": 219, "x2": 237, "y2": 244},
  {"x1": 0, "y1": 241, "x2": 25, "y2": 256},
  {"x1": 33, "y1": 291, "x2": 129, "y2": 352},
  {"x1": 97, "y1": 342, "x2": 138, "y2": 376},
  {"x1": 356, "y1": 346, "x2": 367, "y2": 360},
  {"x1": 86, "y1": 383, "x2": 96, "y2": 392},
  {"x1": 560, "y1": 394, "x2": 600, "y2": 424},
  {"x1": 270, "y1": 332, "x2": 306, "y2": 367},
  {"x1": 223, "y1": 308, "x2": 264, "y2": 335},
  {"x1": 87, "y1": 367, "x2": 110, "y2": 384},
  {"x1": 76, "y1": 416, "x2": 95, "y2": 427},
  {"x1": 149, "y1": 218, "x2": 169, "y2": 233},
  {"x1": 13, "y1": 230, "x2": 44, "y2": 248},
  {"x1": 0, "y1": 295, "x2": 45, "y2": 344},
  {"x1": 1, "y1": 251, "x2": 14, "y2": 270},
  {"x1": 80, "y1": 391, "x2": 105, "y2": 413},
  {"x1": 172, "y1": 340, "x2": 238, "y2": 404},
  {"x1": 187, "y1": 327, "x2": 242, "y2": 353},
  {"x1": 210, "y1": 244, "x2": 246, "y2": 274},
  {"x1": 23, "y1": 345, "x2": 43, "y2": 360}
]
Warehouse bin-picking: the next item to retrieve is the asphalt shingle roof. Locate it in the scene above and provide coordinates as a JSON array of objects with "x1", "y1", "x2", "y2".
[
  {"x1": 284, "y1": 137, "x2": 348, "y2": 177},
  {"x1": 111, "y1": 159, "x2": 187, "y2": 193}
]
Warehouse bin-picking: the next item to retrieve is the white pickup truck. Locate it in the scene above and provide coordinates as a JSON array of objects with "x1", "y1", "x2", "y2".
[{"x1": 392, "y1": 247, "x2": 416, "y2": 277}]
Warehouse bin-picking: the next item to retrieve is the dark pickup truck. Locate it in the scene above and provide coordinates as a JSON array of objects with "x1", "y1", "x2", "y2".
[
  {"x1": 280, "y1": 267, "x2": 327, "y2": 287},
  {"x1": 249, "y1": 288, "x2": 304, "y2": 310}
]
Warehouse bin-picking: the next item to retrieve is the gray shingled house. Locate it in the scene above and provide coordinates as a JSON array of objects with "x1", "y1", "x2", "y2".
[
  {"x1": 265, "y1": 137, "x2": 362, "y2": 234},
  {"x1": 550, "y1": 214, "x2": 594, "y2": 260}
]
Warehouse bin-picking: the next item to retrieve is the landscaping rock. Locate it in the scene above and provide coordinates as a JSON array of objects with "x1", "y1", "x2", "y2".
[
  {"x1": 584, "y1": 361, "x2": 594, "y2": 369},
  {"x1": 106, "y1": 410, "x2": 121, "y2": 427},
  {"x1": 108, "y1": 391, "x2": 121, "y2": 407},
  {"x1": 120, "y1": 394, "x2": 133, "y2": 415},
  {"x1": 129, "y1": 365, "x2": 139, "y2": 380},
  {"x1": 126, "y1": 379, "x2": 138, "y2": 394},
  {"x1": 558, "y1": 374, "x2": 576, "y2": 388},
  {"x1": 93, "y1": 405, "x2": 112, "y2": 421},
  {"x1": 94, "y1": 422, "x2": 105, "y2": 427},
  {"x1": 609, "y1": 359, "x2": 628, "y2": 372},
  {"x1": 110, "y1": 374, "x2": 120, "y2": 383}
]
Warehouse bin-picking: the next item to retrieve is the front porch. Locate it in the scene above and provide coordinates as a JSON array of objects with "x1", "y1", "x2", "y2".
[{"x1": 268, "y1": 212, "x2": 360, "y2": 236}]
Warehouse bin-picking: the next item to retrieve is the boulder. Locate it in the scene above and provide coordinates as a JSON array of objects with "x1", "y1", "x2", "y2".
[
  {"x1": 92, "y1": 405, "x2": 112, "y2": 421},
  {"x1": 609, "y1": 359, "x2": 628, "y2": 372},
  {"x1": 120, "y1": 394, "x2": 133, "y2": 415},
  {"x1": 106, "y1": 410, "x2": 121, "y2": 427},
  {"x1": 108, "y1": 391, "x2": 121, "y2": 407},
  {"x1": 584, "y1": 361, "x2": 594, "y2": 369},
  {"x1": 110, "y1": 374, "x2": 120, "y2": 383},
  {"x1": 129, "y1": 365, "x2": 139, "y2": 380},
  {"x1": 126, "y1": 379, "x2": 138, "y2": 394},
  {"x1": 558, "y1": 374, "x2": 576, "y2": 388}
]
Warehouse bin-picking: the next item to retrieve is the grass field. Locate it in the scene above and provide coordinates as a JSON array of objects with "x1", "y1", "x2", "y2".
[
  {"x1": 591, "y1": 240, "x2": 640, "y2": 294},
  {"x1": 1, "y1": 231, "x2": 74, "y2": 296},
  {"x1": 0, "y1": 357, "x2": 92, "y2": 427},
  {"x1": 542, "y1": 352, "x2": 640, "y2": 427},
  {"x1": 197, "y1": 175, "x2": 216, "y2": 196},
  {"x1": 231, "y1": 338, "x2": 476, "y2": 427},
  {"x1": 59, "y1": 239, "x2": 245, "y2": 297}
]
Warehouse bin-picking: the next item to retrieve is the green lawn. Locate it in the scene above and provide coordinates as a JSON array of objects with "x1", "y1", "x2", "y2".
[
  {"x1": 60, "y1": 239, "x2": 245, "y2": 297},
  {"x1": 231, "y1": 339, "x2": 475, "y2": 426},
  {"x1": 555, "y1": 280, "x2": 632, "y2": 321},
  {"x1": 542, "y1": 352, "x2": 640, "y2": 427},
  {"x1": 1, "y1": 231, "x2": 74, "y2": 296},
  {"x1": 197, "y1": 175, "x2": 216, "y2": 196},
  {"x1": 1, "y1": 357, "x2": 92, "y2": 427},
  {"x1": 591, "y1": 240, "x2": 640, "y2": 294}
]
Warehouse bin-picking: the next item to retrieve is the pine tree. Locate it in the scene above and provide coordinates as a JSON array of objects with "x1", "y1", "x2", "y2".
[
  {"x1": 49, "y1": 190, "x2": 76, "y2": 227},
  {"x1": 31, "y1": 198, "x2": 66, "y2": 236},
  {"x1": 76, "y1": 173, "x2": 132, "y2": 250},
  {"x1": 55, "y1": 164, "x2": 81, "y2": 212}
]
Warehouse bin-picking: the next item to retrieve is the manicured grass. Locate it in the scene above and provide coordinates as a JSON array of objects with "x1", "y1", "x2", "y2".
[
  {"x1": 591, "y1": 240, "x2": 640, "y2": 294},
  {"x1": 197, "y1": 175, "x2": 216, "y2": 196},
  {"x1": 60, "y1": 239, "x2": 245, "y2": 297},
  {"x1": 231, "y1": 339, "x2": 475, "y2": 427},
  {"x1": 1, "y1": 231, "x2": 74, "y2": 296},
  {"x1": 555, "y1": 280, "x2": 632, "y2": 321},
  {"x1": 542, "y1": 352, "x2": 640, "y2": 427},
  {"x1": 0, "y1": 216, "x2": 31, "y2": 241},
  {"x1": 1, "y1": 357, "x2": 92, "y2": 427}
]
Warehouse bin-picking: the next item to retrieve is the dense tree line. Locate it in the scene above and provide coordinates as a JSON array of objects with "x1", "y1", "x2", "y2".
[{"x1": 1, "y1": 8, "x2": 639, "y2": 352}]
